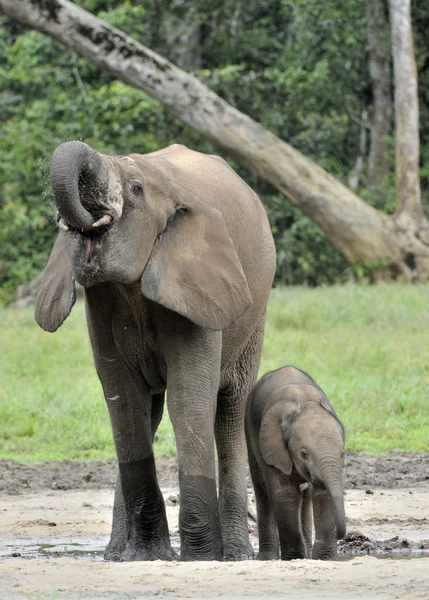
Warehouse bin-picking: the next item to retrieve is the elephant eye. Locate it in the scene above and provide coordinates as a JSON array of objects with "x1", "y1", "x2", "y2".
[
  {"x1": 300, "y1": 449, "x2": 309, "y2": 460},
  {"x1": 130, "y1": 181, "x2": 143, "y2": 195}
]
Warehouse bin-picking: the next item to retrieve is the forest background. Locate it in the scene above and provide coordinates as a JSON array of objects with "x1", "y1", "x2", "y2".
[{"x1": 1, "y1": 0, "x2": 429, "y2": 304}]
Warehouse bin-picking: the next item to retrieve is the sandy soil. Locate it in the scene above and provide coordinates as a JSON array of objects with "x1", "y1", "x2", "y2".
[{"x1": 0, "y1": 454, "x2": 428, "y2": 599}]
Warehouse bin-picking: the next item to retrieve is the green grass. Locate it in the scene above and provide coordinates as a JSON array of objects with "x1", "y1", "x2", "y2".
[
  {"x1": 265, "y1": 284, "x2": 429, "y2": 453},
  {"x1": 1, "y1": 283, "x2": 429, "y2": 462}
]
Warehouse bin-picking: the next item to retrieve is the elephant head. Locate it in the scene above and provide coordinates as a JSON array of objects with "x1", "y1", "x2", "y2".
[
  {"x1": 35, "y1": 141, "x2": 252, "y2": 333},
  {"x1": 259, "y1": 384, "x2": 346, "y2": 539}
]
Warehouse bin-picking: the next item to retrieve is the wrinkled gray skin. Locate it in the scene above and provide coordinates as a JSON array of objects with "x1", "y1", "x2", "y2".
[
  {"x1": 35, "y1": 141, "x2": 276, "y2": 562},
  {"x1": 246, "y1": 366, "x2": 346, "y2": 561}
]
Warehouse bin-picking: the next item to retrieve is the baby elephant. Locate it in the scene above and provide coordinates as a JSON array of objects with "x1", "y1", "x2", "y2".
[{"x1": 246, "y1": 366, "x2": 346, "y2": 561}]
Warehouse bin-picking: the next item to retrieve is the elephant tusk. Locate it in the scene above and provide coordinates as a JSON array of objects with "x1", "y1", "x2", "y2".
[
  {"x1": 92, "y1": 214, "x2": 112, "y2": 228},
  {"x1": 58, "y1": 218, "x2": 69, "y2": 232}
]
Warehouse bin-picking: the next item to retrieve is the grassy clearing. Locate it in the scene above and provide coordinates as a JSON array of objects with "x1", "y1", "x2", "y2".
[
  {"x1": 0, "y1": 302, "x2": 175, "y2": 462},
  {"x1": 1, "y1": 283, "x2": 429, "y2": 462}
]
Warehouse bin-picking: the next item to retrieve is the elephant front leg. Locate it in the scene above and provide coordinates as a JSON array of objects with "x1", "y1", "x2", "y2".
[
  {"x1": 168, "y1": 390, "x2": 222, "y2": 560},
  {"x1": 104, "y1": 475, "x2": 127, "y2": 560},
  {"x1": 248, "y1": 452, "x2": 279, "y2": 560},
  {"x1": 118, "y1": 453, "x2": 177, "y2": 561},
  {"x1": 265, "y1": 468, "x2": 308, "y2": 560},
  {"x1": 105, "y1": 385, "x2": 177, "y2": 562},
  {"x1": 105, "y1": 391, "x2": 167, "y2": 561},
  {"x1": 166, "y1": 328, "x2": 224, "y2": 561}
]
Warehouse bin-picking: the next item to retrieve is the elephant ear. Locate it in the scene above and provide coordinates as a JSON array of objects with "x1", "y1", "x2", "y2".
[
  {"x1": 319, "y1": 394, "x2": 337, "y2": 416},
  {"x1": 35, "y1": 233, "x2": 76, "y2": 332},
  {"x1": 259, "y1": 400, "x2": 300, "y2": 476},
  {"x1": 140, "y1": 186, "x2": 252, "y2": 330}
]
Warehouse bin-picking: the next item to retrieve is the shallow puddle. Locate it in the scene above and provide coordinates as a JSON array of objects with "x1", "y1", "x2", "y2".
[{"x1": 2, "y1": 534, "x2": 429, "y2": 562}]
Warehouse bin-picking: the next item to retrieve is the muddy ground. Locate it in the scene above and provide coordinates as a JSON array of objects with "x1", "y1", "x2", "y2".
[{"x1": 0, "y1": 453, "x2": 428, "y2": 599}]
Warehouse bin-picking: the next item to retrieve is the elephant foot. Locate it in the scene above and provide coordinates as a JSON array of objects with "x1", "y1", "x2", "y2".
[
  {"x1": 223, "y1": 540, "x2": 254, "y2": 561},
  {"x1": 104, "y1": 538, "x2": 178, "y2": 562},
  {"x1": 104, "y1": 547, "x2": 122, "y2": 562},
  {"x1": 121, "y1": 541, "x2": 179, "y2": 562},
  {"x1": 256, "y1": 550, "x2": 278, "y2": 561},
  {"x1": 280, "y1": 550, "x2": 307, "y2": 561},
  {"x1": 180, "y1": 543, "x2": 223, "y2": 562},
  {"x1": 104, "y1": 538, "x2": 125, "y2": 562},
  {"x1": 312, "y1": 541, "x2": 337, "y2": 561}
]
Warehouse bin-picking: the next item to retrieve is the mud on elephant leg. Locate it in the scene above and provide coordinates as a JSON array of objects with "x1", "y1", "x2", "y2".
[
  {"x1": 104, "y1": 393, "x2": 169, "y2": 562},
  {"x1": 169, "y1": 412, "x2": 222, "y2": 561},
  {"x1": 104, "y1": 380, "x2": 177, "y2": 562},
  {"x1": 166, "y1": 330, "x2": 224, "y2": 561},
  {"x1": 104, "y1": 457, "x2": 177, "y2": 562}
]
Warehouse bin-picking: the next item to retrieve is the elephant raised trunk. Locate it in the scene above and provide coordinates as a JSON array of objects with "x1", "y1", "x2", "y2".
[{"x1": 50, "y1": 141, "x2": 110, "y2": 231}]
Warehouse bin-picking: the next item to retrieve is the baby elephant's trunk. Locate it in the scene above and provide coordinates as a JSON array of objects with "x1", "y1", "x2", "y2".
[
  {"x1": 331, "y1": 494, "x2": 346, "y2": 540},
  {"x1": 320, "y1": 463, "x2": 347, "y2": 540}
]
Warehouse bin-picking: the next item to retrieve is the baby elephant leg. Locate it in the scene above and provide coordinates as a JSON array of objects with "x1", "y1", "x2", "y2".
[
  {"x1": 264, "y1": 467, "x2": 308, "y2": 560},
  {"x1": 249, "y1": 453, "x2": 279, "y2": 560}
]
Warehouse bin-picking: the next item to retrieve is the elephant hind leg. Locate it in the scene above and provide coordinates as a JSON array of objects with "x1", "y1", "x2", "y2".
[
  {"x1": 151, "y1": 391, "x2": 165, "y2": 441},
  {"x1": 215, "y1": 390, "x2": 254, "y2": 561},
  {"x1": 216, "y1": 319, "x2": 266, "y2": 561}
]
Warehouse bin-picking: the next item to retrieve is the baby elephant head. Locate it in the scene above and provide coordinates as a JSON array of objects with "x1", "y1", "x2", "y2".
[{"x1": 259, "y1": 384, "x2": 346, "y2": 539}]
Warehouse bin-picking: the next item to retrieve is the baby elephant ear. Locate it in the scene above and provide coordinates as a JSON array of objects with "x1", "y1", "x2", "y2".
[
  {"x1": 141, "y1": 201, "x2": 252, "y2": 330},
  {"x1": 320, "y1": 394, "x2": 337, "y2": 415},
  {"x1": 35, "y1": 233, "x2": 76, "y2": 332},
  {"x1": 260, "y1": 402, "x2": 297, "y2": 476}
]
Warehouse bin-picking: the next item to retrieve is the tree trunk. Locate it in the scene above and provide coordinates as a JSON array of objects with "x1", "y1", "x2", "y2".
[
  {"x1": 1, "y1": 0, "x2": 429, "y2": 279},
  {"x1": 388, "y1": 0, "x2": 429, "y2": 273},
  {"x1": 348, "y1": 109, "x2": 368, "y2": 192},
  {"x1": 389, "y1": 0, "x2": 421, "y2": 220},
  {"x1": 365, "y1": 0, "x2": 391, "y2": 197}
]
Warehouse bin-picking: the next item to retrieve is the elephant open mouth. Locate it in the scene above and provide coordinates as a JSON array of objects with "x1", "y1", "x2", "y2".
[
  {"x1": 57, "y1": 212, "x2": 114, "y2": 234},
  {"x1": 56, "y1": 205, "x2": 117, "y2": 259}
]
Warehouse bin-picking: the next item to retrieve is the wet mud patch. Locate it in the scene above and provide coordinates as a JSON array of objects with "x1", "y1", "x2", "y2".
[
  {"x1": 1, "y1": 451, "x2": 428, "y2": 495},
  {"x1": 4, "y1": 533, "x2": 429, "y2": 563},
  {"x1": 0, "y1": 455, "x2": 428, "y2": 598},
  {"x1": 338, "y1": 530, "x2": 429, "y2": 559}
]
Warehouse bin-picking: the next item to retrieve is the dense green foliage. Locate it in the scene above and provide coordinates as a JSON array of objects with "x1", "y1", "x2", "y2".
[
  {"x1": 0, "y1": 1, "x2": 428, "y2": 301},
  {"x1": 1, "y1": 284, "x2": 429, "y2": 462}
]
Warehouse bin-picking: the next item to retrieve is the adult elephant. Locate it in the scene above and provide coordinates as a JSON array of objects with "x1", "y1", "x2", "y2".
[{"x1": 35, "y1": 141, "x2": 276, "y2": 562}]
